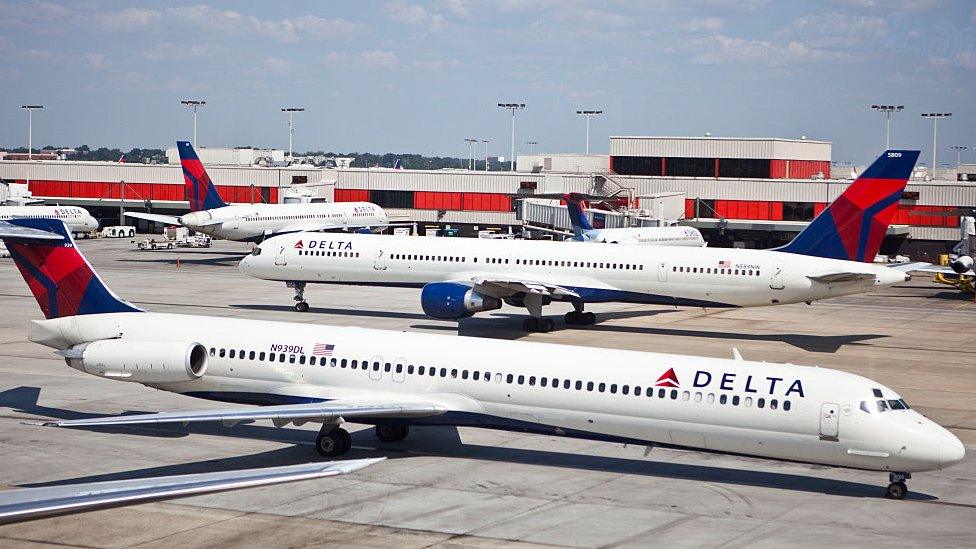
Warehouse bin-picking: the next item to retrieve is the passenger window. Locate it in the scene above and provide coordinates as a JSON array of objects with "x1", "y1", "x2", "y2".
[
  {"x1": 396, "y1": 364, "x2": 403, "y2": 373},
  {"x1": 279, "y1": 354, "x2": 286, "y2": 363},
  {"x1": 219, "y1": 348, "x2": 226, "y2": 358},
  {"x1": 610, "y1": 384, "x2": 618, "y2": 394},
  {"x1": 587, "y1": 381, "x2": 594, "y2": 391},
  {"x1": 331, "y1": 358, "x2": 338, "y2": 367},
  {"x1": 744, "y1": 397, "x2": 753, "y2": 407},
  {"x1": 451, "y1": 368, "x2": 457, "y2": 378},
  {"x1": 658, "y1": 388, "x2": 666, "y2": 398},
  {"x1": 373, "y1": 362, "x2": 380, "y2": 371},
  {"x1": 634, "y1": 386, "x2": 641, "y2": 396},
  {"x1": 518, "y1": 375, "x2": 525, "y2": 385},
  {"x1": 461, "y1": 370, "x2": 468, "y2": 379},
  {"x1": 299, "y1": 355, "x2": 306, "y2": 365},
  {"x1": 693, "y1": 392, "x2": 701, "y2": 402},
  {"x1": 757, "y1": 398, "x2": 765, "y2": 408},
  {"x1": 507, "y1": 374, "x2": 514, "y2": 383},
  {"x1": 682, "y1": 391, "x2": 690, "y2": 401},
  {"x1": 229, "y1": 349, "x2": 236, "y2": 359},
  {"x1": 670, "y1": 390, "x2": 678, "y2": 400},
  {"x1": 259, "y1": 352, "x2": 265, "y2": 361},
  {"x1": 770, "y1": 399, "x2": 778, "y2": 410},
  {"x1": 731, "y1": 395, "x2": 739, "y2": 405},
  {"x1": 707, "y1": 393, "x2": 715, "y2": 403},
  {"x1": 418, "y1": 366, "x2": 425, "y2": 375},
  {"x1": 783, "y1": 400, "x2": 791, "y2": 411},
  {"x1": 440, "y1": 368, "x2": 447, "y2": 377},
  {"x1": 622, "y1": 385, "x2": 629, "y2": 395},
  {"x1": 472, "y1": 371, "x2": 479, "y2": 380},
  {"x1": 494, "y1": 373, "x2": 502, "y2": 382},
  {"x1": 719, "y1": 394, "x2": 728, "y2": 404},
  {"x1": 248, "y1": 351, "x2": 255, "y2": 360},
  {"x1": 598, "y1": 383, "x2": 606, "y2": 393},
  {"x1": 289, "y1": 355, "x2": 296, "y2": 364},
  {"x1": 574, "y1": 380, "x2": 581, "y2": 390},
  {"x1": 353, "y1": 360, "x2": 359, "y2": 368},
  {"x1": 540, "y1": 377, "x2": 548, "y2": 387},
  {"x1": 342, "y1": 359, "x2": 348, "y2": 368},
  {"x1": 408, "y1": 365, "x2": 414, "y2": 374},
  {"x1": 210, "y1": 347, "x2": 216, "y2": 356},
  {"x1": 529, "y1": 376, "x2": 536, "y2": 386}
]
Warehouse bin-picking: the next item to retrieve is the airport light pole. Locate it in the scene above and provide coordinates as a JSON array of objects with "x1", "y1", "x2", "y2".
[
  {"x1": 481, "y1": 139, "x2": 490, "y2": 171},
  {"x1": 527, "y1": 141, "x2": 538, "y2": 155},
  {"x1": 576, "y1": 109, "x2": 603, "y2": 154},
  {"x1": 464, "y1": 138, "x2": 478, "y2": 170},
  {"x1": 950, "y1": 146, "x2": 967, "y2": 167},
  {"x1": 281, "y1": 107, "x2": 305, "y2": 160},
  {"x1": 870, "y1": 105, "x2": 903, "y2": 149},
  {"x1": 921, "y1": 112, "x2": 952, "y2": 178},
  {"x1": 498, "y1": 103, "x2": 525, "y2": 171},
  {"x1": 180, "y1": 100, "x2": 206, "y2": 145},
  {"x1": 21, "y1": 105, "x2": 43, "y2": 189}
]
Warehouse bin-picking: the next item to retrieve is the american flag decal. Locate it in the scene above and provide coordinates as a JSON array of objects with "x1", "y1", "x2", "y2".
[
  {"x1": 312, "y1": 343, "x2": 335, "y2": 356},
  {"x1": 718, "y1": 260, "x2": 731, "y2": 268}
]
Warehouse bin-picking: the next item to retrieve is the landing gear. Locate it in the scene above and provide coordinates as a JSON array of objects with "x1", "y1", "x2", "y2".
[
  {"x1": 315, "y1": 425, "x2": 351, "y2": 457},
  {"x1": 564, "y1": 302, "x2": 596, "y2": 326},
  {"x1": 523, "y1": 317, "x2": 554, "y2": 333},
  {"x1": 886, "y1": 472, "x2": 910, "y2": 500},
  {"x1": 375, "y1": 424, "x2": 409, "y2": 443},
  {"x1": 289, "y1": 281, "x2": 309, "y2": 312}
]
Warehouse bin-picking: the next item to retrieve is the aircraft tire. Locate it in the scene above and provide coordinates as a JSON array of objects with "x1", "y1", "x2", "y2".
[
  {"x1": 582, "y1": 312, "x2": 597, "y2": 325},
  {"x1": 315, "y1": 428, "x2": 349, "y2": 457},
  {"x1": 338, "y1": 428, "x2": 352, "y2": 453},
  {"x1": 523, "y1": 318, "x2": 539, "y2": 332},
  {"x1": 564, "y1": 312, "x2": 580, "y2": 325},
  {"x1": 537, "y1": 318, "x2": 554, "y2": 332},
  {"x1": 295, "y1": 301, "x2": 310, "y2": 313},
  {"x1": 886, "y1": 481, "x2": 907, "y2": 500},
  {"x1": 375, "y1": 425, "x2": 409, "y2": 443}
]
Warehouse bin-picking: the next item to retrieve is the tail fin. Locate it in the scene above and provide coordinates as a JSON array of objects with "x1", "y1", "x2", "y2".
[
  {"x1": 0, "y1": 219, "x2": 142, "y2": 319},
  {"x1": 775, "y1": 150, "x2": 919, "y2": 262},
  {"x1": 177, "y1": 141, "x2": 228, "y2": 212},
  {"x1": 564, "y1": 193, "x2": 595, "y2": 240}
]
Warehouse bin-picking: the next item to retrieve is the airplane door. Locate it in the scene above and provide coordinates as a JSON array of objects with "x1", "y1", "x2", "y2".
[
  {"x1": 373, "y1": 249, "x2": 388, "y2": 270},
  {"x1": 657, "y1": 261, "x2": 669, "y2": 282},
  {"x1": 819, "y1": 402, "x2": 839, "y2": 441},
  {"x1": 392, "y1": 358, "x2": 406, "y2": 383},
  {"x1": 770, "y1": 266, "x2": 785, "y2": 290},
  {"x1": 274, "y1": 245, "x2": 287, "y2": 266},
  {"x1": 368, "y1": 356, "x2": 383, "y2": 381}
]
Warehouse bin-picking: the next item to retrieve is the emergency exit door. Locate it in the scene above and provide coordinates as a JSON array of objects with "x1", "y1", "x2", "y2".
[
  {"x1": 820, "y1": 402, "x2": 839, "y2": 441},
  {"x1": 657, "y1": 261, "x2": 668, "y2": 282}
]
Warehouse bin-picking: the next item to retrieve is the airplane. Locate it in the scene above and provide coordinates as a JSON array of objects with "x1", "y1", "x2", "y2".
[
  {"x1": 534, "y1": 192, "x2": 706, "y2": 246},
  {"x1": 240, "y1": 150, "x2": 921, "y2": 332},
  {"x1": 911, "y1": 212, "x2": 975, "y2": 291},
  {"x1": 124, "y1": 141, "x2": 389, "y2": 242},
  {"x1": 0, "y1": 205, "x2": 98, "y2": 235},
  {"x1": 0, "y1": 459, "x2": 381, "y2": 524},
  {"x1": 0, "y1": 218, "x2": 964, "y2": 500}
]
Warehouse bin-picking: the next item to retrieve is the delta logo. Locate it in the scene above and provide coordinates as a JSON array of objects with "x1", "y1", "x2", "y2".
[
  {"x1": 294, "y1": 240, "x2": 303, "y2": 249},
  {"x1": 655, "y1": 368, "x2": 680, "y2": 387}
]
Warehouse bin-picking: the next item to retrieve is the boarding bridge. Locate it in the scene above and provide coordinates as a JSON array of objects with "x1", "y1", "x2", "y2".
[{"x1": 517, "y1": 193, "x2": 686, "y2": 237}]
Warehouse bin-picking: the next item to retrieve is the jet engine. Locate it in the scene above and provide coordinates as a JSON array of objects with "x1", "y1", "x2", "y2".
[
  {"x1": 950, "y1": 255, "x2": 973, "y2": 274},
  {"x1": 64, "y1": 340, "x2": 208, "y2": 383},
  {"x1": 420, "y1": 282, "x2": 502, "y2": 319}
]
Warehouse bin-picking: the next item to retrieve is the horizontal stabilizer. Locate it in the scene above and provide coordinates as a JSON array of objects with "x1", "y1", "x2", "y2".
[
  {"x1": 39, "y1": 399, "x2": 445, "y2": 428},
  {"x1": 807, "y1": 272, "x2": 877, "y2": 283},
  {"x1": 0, "y1": 221, "x2": 63, "y2": 241},
  {"x1": 124, "y1": 212, "x2": 181, "y2": 225},
  {"x1": 0, "y1": 458, "x2": 383, "y2": 524}
]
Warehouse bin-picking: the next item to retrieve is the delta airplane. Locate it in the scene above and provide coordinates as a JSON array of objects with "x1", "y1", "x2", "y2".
[
  {"x1": 125, "y1": 141, "x2": 388, "y2": 242},
  {"x1": 538, "y1": 192, "x2": 706, "y2": 246},
  {"x1": 0, "y1": 206, "x2": 98, "y2": 235},
  {"x1": 0, "y1": 218, "x2": 963, "y2": 500},
  {"x1": 241, "y1": 150, "x2": 920, "y2": 332}
]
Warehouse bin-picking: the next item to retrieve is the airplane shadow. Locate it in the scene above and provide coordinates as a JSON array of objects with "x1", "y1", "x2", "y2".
[
  {"x1": 117, "y1": 255, "x2": 247, "y2": 268},
  {"x1": 580, "y1": 325, "x2": 884, "y2": 353},
  {"x1": 232, "y1": 304, "x2": 433, "y2": 321},
  {"x1": 3, "y1": 386, "x2": 938, "y2": 501}
]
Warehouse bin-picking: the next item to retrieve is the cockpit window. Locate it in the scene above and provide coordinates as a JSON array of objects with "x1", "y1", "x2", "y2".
[
  {"x1": 877, "y1": 400, "x2": 890, "y2": 413},
  {"x1": 251, "y1": 247, "x2": 262, "y2": 256},
  {"x1": 859, "y1": 401, "x2": 871, "y2": 414},
  {"x1": 888, "y1": 399, "x2": 907, "y2": 410},
  {"x1": 899, "y1": 399, "x2": 911, "y2": 409}
]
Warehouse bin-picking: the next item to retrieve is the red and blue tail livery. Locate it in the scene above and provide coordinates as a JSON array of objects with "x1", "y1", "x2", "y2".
[
  {"x1": 0, "y1": 219, "x2": 142, "y2": 319},
  {"x1": 564, "y1": 193, "x2": 596, "y2": 240},
  {"x1": 177, "y1": 141, "x2": 228, "y2": 212},
  {"x1": 776, "y1": 150, "x2": 919, "y2": 262}
]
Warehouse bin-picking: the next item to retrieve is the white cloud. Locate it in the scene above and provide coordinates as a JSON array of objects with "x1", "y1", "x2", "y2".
[
  {"x1": 143, "y1": 42, "x2": 222, "y2": 62},
  {"x1": 23, "y1": 49, "x2": 59, "y2": 62},
  {"x1": 252, "y1": 56, "x2": 302, "y2": 75},
  {"x1": 782, "y1": 12, "x2": 886, "y2": 38},
  {"x1": 94, "y1": 7, "x2": 161, "y2": 29},
  {"x1": 683, "y1": 35, "x2": 853, "y2": 66},
  {"x1": 166, "y1": 5, "x2": 364, "y2": 42},
  {"x1": 384, "y1": 1, "x2": 447, "y2": 32},
  {"x1": 829, "y1": 0, "x2": 939, "y2": 11},
  {"x1": 682, "y1": 17, "x2": 724, "y2": 32},
  {"x1": 321, "y1": 50, "x2": 400, "y2": 69},
  {"x1": 83, "y1": 52, "x2": 107, "y2": 70}
]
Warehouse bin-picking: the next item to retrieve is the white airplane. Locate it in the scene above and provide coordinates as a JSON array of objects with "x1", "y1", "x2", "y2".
[
  {"x1": 0, "y1": 218, "x2": 964, "y2": 500},
  {"x1": 914, "y1": 213, "x2": 975, "y2": 278},
  {"x1": 0, "y1": 205, "x2": 98, "y2": 235},
  {"x1": 241, "y1": 151, "x2": 921, "y2": 332},
  {"x1": 125, "y1": 141, "x2": 388, "y2": 242},
  {"x1": 545, "y1": 192, "x2": 705, "y2": 246}
]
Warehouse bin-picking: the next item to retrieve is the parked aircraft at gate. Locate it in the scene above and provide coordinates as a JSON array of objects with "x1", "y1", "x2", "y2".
[
  {"x1": 124, "y1": 142, "x2": 388, "y2": 242},
  {"x1": 554, "y1": 193, "x2": 705, "y2": 246},
  {"x1": 0, "y1": 206, "x2": 98, "y2": 235},
  {"x1": 0, "y1": 217, "x2": 963, "y2": 500},
  {"x1": 241, "y1": 151, "x2": 920, "y2": 332}
]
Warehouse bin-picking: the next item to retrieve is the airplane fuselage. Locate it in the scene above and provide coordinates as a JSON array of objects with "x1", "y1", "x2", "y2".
[
  {"x1": 581, "y1": 226, "x2": 706, "y2": 246},
  {"x1": 0, "y1": 206, "x2": 98, "y2": 234},
  {"x1": 180, "y1": 202, "x2": 387, "y2": 241},
  {"x1": 29, "y1": 312, "x2": 963, "y2": 474},
  {"x1": 240, "y1": 233, "x2": 909, "y2": 309}
]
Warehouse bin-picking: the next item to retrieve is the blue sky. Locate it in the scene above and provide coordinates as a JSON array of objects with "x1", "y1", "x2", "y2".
[{"x1": 0, "y1": 0, "x2": 973, "y2": 165}]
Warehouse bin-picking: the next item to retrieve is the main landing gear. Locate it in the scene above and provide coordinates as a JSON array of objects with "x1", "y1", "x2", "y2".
[
  {"x1": 886, "y1": 472, "x2": 910, "y2": 500},
  {"x1": 289, "y1": 281, "x2": 309, "y2": 312},
  {"x1": 564, "y1": 302, "x2": 596, "y2": 326},
  {"x1": 374, "y1": 425, "x2": 409, "y2": 443},
  {"x1": 523, "y1": 317, "x2": 554, "y2": 333},
  {"x1": 315, "y1": 424, "x2": 352, "y2": 457}
]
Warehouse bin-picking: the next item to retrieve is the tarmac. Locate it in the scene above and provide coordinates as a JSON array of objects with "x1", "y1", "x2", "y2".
[{"x1": 0, "y1": 237, "x2": 974, "y2": 548}]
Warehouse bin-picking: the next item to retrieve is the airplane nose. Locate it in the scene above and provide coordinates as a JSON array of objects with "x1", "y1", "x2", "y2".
[
  {"x1": 239, "y1": 255, "x2": 251, "y2": 274},
  {"x1": 940, "y1": 434, "x2": 966, "y2": 468}
]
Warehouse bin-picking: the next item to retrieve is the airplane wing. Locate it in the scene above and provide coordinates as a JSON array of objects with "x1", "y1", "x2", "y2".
[
  {"x1": 0, "y1": 221, "x2": 63, "y2": 240},
  {"x1": 124, "y1": 212, "x2": 181, "y2": 225},
  {"x1": 469, "y1": 275, "x2": 581, "y2": 300},
  {"x1": 909, "y1": 264, "x2": 975, "y2": 276},
  {"x1": 0, "y1": 458, "x2": 383, "y2": 525},
  {"x1": 37, "y1": 399, "x2": 445, "y2": 428},
  {"x1": 806, "y1": 272, "x2": 877, "y2": 283}
]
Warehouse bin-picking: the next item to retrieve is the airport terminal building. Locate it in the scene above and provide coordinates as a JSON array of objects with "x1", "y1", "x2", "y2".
[{"x1": 2, "y1": 135, "x2": 973, "y2": 260}]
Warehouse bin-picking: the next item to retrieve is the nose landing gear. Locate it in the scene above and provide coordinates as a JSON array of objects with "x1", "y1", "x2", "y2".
[
  {"x1": 288, "y1": 281, "x2": 309, "y2": 312},
  {"x1": 886, "y1": 472, "x2": 910, "y2": 499}
]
